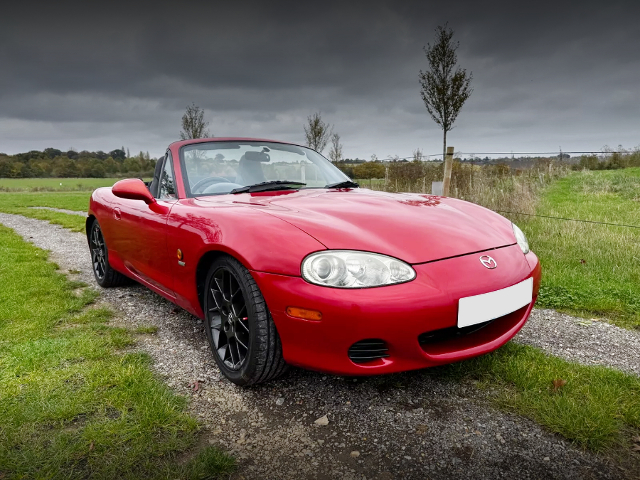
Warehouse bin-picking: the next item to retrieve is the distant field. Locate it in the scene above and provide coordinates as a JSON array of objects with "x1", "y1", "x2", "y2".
[{"x1": 0, "y1": 177, "x2": 149, "y2": 192}]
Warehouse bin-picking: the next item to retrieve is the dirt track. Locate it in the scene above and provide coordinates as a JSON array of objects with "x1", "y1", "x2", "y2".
[{"x1": 2, "y1": 212, "x2": 637, "y2": 480}]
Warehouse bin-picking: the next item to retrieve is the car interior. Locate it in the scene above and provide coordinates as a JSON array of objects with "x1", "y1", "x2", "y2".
[{"x1": 147, "y1": 155, "x2": 165, "y2": 198}]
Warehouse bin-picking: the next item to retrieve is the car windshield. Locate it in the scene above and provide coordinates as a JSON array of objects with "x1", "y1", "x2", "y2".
[{"x1": 180, "y1": 141, "x2": 351, "y2": 196}]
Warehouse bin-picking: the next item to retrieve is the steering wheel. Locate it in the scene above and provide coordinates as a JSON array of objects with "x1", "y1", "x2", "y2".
[{"x1": 191, "y1": 176, "x2": 232, "y2": 194}]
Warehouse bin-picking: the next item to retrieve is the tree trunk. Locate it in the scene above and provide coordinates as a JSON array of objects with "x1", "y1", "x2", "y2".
[{"x1": 442, "y1": 129, "x2": 447, "y2": 162}]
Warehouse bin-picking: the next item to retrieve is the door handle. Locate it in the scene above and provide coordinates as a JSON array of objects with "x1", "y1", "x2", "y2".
[{"x1": 113, "y1": 208, "x2": 121, "y2": 220}]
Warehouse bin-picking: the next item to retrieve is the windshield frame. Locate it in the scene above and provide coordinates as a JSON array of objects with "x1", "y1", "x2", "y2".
[{"x1": 178, "y1": 140, "x2": 351, "y2": 198}]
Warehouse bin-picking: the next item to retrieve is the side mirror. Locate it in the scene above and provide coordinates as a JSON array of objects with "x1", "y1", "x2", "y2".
[{"x1": 112, "y1": 179, "x2": 156, "y2": 204}]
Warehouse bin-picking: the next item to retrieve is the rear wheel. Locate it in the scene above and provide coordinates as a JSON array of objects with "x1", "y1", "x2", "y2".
[
  {"x1": 204, "y1": 256, "x2": 287, "y2": 386},
  {"x1": 89, "y1": 220, "x2": 129, "y2": 288}
]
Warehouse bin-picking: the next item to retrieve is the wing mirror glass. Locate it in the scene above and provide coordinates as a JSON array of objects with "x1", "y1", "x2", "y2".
[{"x1": 112, "y1": 179, "x2": 156, "y2": 204}]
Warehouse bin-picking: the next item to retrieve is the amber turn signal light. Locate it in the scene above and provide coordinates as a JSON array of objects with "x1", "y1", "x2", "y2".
[
  {"x1": 177, "y1": 249, "x2": 183, "y2": 260},
  {"x1": 286, "y1": 307, "x2": 322, "y2": 321}
]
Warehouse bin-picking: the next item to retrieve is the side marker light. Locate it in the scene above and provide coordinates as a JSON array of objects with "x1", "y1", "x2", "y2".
[{"x1": 286, "y1": 307, "x2": 322, "y2": 321}]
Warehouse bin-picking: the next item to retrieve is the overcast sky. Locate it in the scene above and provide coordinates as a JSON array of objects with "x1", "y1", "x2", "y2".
[{"x1": 1, "y1": 0, "x2": 639, "y2": 159}]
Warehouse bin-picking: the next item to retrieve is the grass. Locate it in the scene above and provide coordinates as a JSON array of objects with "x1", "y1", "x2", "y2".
[
  {"x1": 0, "y1": 225, "x2": 234, "y2": 479},
  {"x1": 135, "y1": 325, "x2": 159, "y2": 334},
  {"x1": 0, "y1": 177, "x2": 144, "y2": 192},
  {"x1": 0, "y1": 192, "x2": 91, "y2": 231},
  {"x1": 514, "y1": 168, "x2": 640, "y2": 329},
  {"x1": 368, "y1": 159, "x2": 569, "y2": 214},
  {"x1": 437, "y1": 342, "x2": 640, "y2": 453}
]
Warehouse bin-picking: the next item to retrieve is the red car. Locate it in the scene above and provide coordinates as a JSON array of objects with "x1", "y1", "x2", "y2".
[{"x1": 87, "y1": 138, "x2": 541, "y2": 386}]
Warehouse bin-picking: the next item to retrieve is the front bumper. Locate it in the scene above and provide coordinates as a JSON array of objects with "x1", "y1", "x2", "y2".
[{"x1": 252, "y1": 244, "x2": 541, "y2": 376}]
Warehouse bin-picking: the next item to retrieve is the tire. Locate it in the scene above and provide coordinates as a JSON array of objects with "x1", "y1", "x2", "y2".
[
  {"x1": 89, "y1": 219, "x2": 130, "y2": 288},
  {"x1": 204, "y1": 255, "x2": 288, "y2": 386}
]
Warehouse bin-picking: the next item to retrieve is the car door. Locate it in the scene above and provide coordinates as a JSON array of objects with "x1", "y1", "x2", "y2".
[{"x1": 114, "y1": 152, "x2": 178, "y2": 297}]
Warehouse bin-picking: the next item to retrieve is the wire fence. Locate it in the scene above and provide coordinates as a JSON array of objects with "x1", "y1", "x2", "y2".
[
  {"x1": 369, "y1": 150, "x2": 632, "y2": 162},
  {"x1": 497, "y1": 211, "x2": 640, "y2": 230}
]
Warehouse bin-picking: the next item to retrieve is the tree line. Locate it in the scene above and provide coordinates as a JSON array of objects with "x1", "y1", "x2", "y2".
[{"x1": 0, "y1": 148, "x2": 156, "y2": 178}]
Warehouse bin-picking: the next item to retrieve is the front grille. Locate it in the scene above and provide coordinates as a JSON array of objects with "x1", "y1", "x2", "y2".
[
  {"x1": 348, "y1": 339, "x2": 389, "y2": 364},
  {"x1": 418, "y1": 319, "x2": 494, "y2": 345}
]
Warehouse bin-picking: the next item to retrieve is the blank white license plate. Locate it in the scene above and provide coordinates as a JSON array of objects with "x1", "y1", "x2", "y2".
[{"x1": 457, "y1": 277, "x2": 533, "y2": 328}]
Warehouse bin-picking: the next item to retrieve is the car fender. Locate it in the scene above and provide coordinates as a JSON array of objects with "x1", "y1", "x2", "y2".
[{"x1": 166, "y1": 201, "x2": 327, "y2": 317}]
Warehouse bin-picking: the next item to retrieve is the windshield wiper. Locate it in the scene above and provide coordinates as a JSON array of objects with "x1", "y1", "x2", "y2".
[
  {"x1": 325, "y1": 180, "x2": 359, "y2": 189},
  {"x1": 230, "y1": 180, "x2": 306, "y2": 194}
]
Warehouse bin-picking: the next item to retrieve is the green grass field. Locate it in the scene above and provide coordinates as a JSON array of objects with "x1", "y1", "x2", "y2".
[
  {"x1": 0, "y1": 192, "x2": 91, "y2": 231},
  {"x1": 0, "y1": 177, "x2": 136, "y2": 192},
  {"x1": 515, "y1": 168, "x2": 640, "y2": 329},
  {"x1": 0, "y1": 225, "x2": 234, "y2": 478}
]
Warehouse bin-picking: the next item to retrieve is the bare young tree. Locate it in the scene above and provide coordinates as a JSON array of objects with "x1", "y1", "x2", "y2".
[
  {"x1": 328, "y1": 133, "x2": 343, "y2": 162},
  {"x1": 419, "y1": 24, "x2": 473, "y2": 161},
  {"x1": 180, "y1": 103, "x2": 210, "y2": 139},
  {"x1": 304, "y1": 112, "x2": 332, "y2": 153},
  {"x1": 412, "y1": 148, "x2": 423, "y2": 162}
]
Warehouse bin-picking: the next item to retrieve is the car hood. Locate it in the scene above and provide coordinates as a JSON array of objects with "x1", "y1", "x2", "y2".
[{"x1": 197, "y1": 189, "x2": 517, "y2": 264}]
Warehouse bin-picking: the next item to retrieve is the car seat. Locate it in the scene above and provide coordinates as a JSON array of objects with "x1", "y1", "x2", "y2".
[{"x1": 236, "y1": 154, "x2": 266, "y2": 185}]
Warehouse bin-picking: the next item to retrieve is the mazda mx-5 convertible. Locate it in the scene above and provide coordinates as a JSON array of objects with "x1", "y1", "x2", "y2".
[{"x1": 87, "y1": 138, "x2": 541, "y2": 386}]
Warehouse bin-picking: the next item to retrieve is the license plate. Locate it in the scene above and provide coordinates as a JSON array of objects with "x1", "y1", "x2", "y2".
[{"x1": 457, "y1": 277, "x2": 533, "y2": 328}]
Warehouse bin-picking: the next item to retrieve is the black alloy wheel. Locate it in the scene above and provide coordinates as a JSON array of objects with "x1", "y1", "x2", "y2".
[
  {"x1": 208, "y1": 267, "x2": 250, "y2": 370},
  {"x1": 88, "y1": 220, "x2": 129, "y2": 288},
  {"x1": 204, "y1": 256, "x2": 287, "y2": 386},
  {"x1": 90, "y1": 222, "x2": 107, "y2": 281}
]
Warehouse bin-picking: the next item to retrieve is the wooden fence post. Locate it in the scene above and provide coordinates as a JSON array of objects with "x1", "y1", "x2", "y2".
[{"x1": 442, "y1": 146, "x2": 454, "y2": 196}]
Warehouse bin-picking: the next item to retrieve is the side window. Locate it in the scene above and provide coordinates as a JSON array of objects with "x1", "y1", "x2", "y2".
[{"x1": 159, "y1": 152, "x2": 177, "y2": 199}]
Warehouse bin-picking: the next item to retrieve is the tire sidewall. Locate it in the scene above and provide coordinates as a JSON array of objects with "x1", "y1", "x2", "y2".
[{"x1": 204, "y1": 256, "x2": 266, "y2": 386}]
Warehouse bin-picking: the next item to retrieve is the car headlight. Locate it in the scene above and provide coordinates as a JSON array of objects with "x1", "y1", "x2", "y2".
[
  {"x1": 512, "y1": 223, "x2": 530, "y2": 254},
  {"x1": 301, "y1": 251, "x2": 416, "y2": 288}
]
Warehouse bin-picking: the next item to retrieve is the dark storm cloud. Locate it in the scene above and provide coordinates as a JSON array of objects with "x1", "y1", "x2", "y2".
[{"x1": 1, "y1": 0, "x2": 638, "y2": 157}]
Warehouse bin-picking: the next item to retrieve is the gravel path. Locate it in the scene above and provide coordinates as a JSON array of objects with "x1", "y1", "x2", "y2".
[
  {"x1": 516, "y1": 309, "x2": 640, "y2": 376},
  {"x1": 28, "y1": 206, "x2": 87, "y2": 216},
  {"x1": 1, "y1": 212, "x2": 637, "y2": 480}
]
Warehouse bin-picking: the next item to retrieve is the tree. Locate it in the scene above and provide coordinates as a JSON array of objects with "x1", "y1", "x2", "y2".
[
  {"x1": 109, "y1": 148, "x2": 126, "y2": 160},
  {"x1": 328, "y1": 133, "x2": 343, "y2": 162},
  {"x1": 419, "y1": 24, "x2": 473, "y2": 162},
  {"x1": 180, "y1": 103, "x2": 210, "y2": 140},
  {"x1": 304, "y1": 112, "x2": 332, "y2": 153}
]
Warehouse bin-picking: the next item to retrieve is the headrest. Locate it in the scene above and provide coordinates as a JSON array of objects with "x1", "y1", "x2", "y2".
[{"x1": 243, "y1": 151, "x2": 270, "y2": 162}]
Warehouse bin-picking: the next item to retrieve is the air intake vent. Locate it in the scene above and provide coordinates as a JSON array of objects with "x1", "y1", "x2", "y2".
[
  {"x1": 348, "y1": 339, "x2": 389, "y2": 364},
  {"x1": 418, "y1": 320, "x2": 494, "y2": 345}
]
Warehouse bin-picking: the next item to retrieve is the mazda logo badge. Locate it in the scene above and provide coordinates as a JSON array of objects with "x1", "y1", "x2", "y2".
[{"x1": 479, "y1": 255, "x2": 497, "y2": 269}]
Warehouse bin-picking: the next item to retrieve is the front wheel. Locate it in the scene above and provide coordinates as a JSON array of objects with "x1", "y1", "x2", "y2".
[{"x1": 204, "y1": 256, "x2": 288, "y2": 386}]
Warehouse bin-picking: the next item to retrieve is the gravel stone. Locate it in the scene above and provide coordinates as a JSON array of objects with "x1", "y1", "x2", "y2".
[
  {"x1": 1, "y1": 212, "x2": 637, "y2": 480},
  {"x1": 314, "y1": 415, "x2": 329, "y2": 426},
  {"x1": 516, "y1": 309, "x2": 640, "y2": 376}
]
